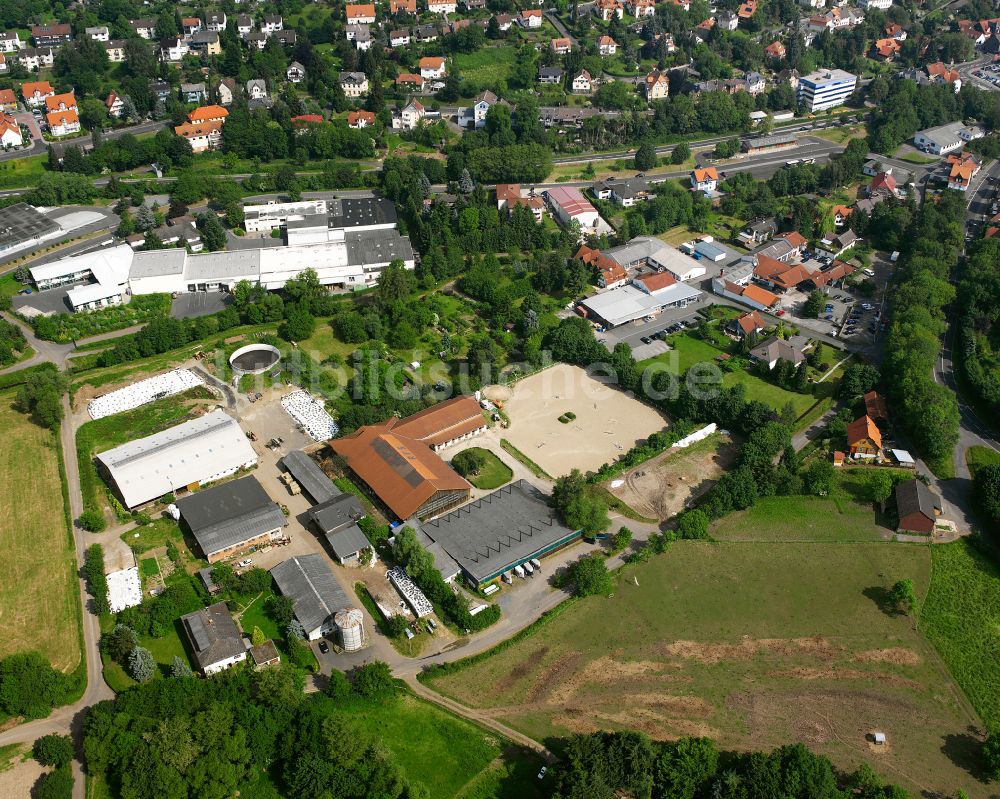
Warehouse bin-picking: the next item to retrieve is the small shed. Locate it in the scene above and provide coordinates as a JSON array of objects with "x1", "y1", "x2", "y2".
[
  {"x1": 249, "y1": 640, "x2": 280, "y2": 670},
  {"x1": 873, "y1": 731, "x2": 886, "y2": 745},
  {"x1": 325, "y1": 523, "x2": 373, "y2": 565}
]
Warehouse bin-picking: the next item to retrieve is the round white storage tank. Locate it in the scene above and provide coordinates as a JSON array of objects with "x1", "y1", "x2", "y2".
[
  {"x1": 167, "y1": 504, "x2": 181, "y2": 521},
  {"x1": 335, "y1": 608, "x2": 364, "y2": 652}
]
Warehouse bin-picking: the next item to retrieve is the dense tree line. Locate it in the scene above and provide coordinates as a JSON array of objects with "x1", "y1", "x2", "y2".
[
  {"x1": 84, "y1": 544, "x2": 110, "y2": 616},
  {"x1": 83, "y1": 663, "x2": 430, "y2": 799},
  {"x1": 551, "y1": 730, "x2": 911, "y2": 799},
  {"x1": 0, "y1": 651, "x2": 79, "y2": 720},
  {"x1": 881, "y1": 191, "x2": 962, "y2": 465},
  {"x1": 957, "y1": 238, "x2": 1000, "y2": 419},
  {"x1": 0, "y1": 318, "x2": 27, "y2": 367}
]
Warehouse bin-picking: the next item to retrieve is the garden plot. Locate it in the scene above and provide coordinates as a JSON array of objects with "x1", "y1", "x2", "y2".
[{"x1": 496, "y1": 364, "x2": 669, "y2": 477}]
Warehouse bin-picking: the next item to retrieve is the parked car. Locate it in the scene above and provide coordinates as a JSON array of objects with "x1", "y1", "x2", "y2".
[
  {"x1": 538, "y1": 767, "x2": 548, "y2": 780},
  {"x1": 318, "y1": 641, "x2": 330, "y2": 654},
  {"x1": 237, "y1": 558, "x2": 252, "y2": 568},
  {"x1": 640, "y1": 336, "x2": 652, "y2": 344}
]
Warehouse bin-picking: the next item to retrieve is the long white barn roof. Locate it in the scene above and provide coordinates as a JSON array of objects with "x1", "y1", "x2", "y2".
[{"x1": 96, "y1": 409, "x2": 257, "y2": 508}]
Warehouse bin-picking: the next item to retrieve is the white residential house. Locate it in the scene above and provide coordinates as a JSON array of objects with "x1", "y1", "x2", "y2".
[
  {"x1": 286, "y1": 61, "x2": 306, "y2": 83},
  {"x1": 798, "y1": 0, "x2": 824, "y2": 6},
  {"x1": 393, "y1": 99, "x2": 426, "y2": 130},
  {"x1": 236, "y1": 15, "x2": 254, "y2": 37},
  {"x1": 262, "y1": 15, "x2": 284, "y2": 34},
  {"x1": 390, "y1": 29, "x2": 411, "y2": 47},
  {"x1": 205, "y1": 12, "x2": 227, "y2": 32},
  {"x1": 520, "y1": 9, "x2": 543, "y2": 27},
  {"x1": 428, "y1": 0, "x2": 458, "y2": 12},
  {"x1": 85, "y1": 26, "x2": 110, "y2": 41},
  {"x1": 104, "y1": 40, "x2": 127, "y2": 62},
  {"x1": 351, "y1": 25, "x2": 373, "y2": 50},
  {"x1": 217, "y1": 78, "x2": 236, "y2": 106},
  {"x1": 159, "y1": 37, "x2": 189, "y2": 62},
  {"x1": 105, "y1": 91, "x2": 124, "y2": 118},
  {"x1": 131, "y1": 20, "x2": 157, "y2": 39},
  {"x1": 690, "y1": 166, "x2": 718, "y2": 195},
  {"x1": 339, "y1": 71, "x2": 369, "y2": 98},
  {"x1": 572, "y1": 70, "x2": 592, "y2": 93},
  {"x1": 0, "y1": 33, "x2": 23, "y2": 53},
  {"x1": 598, "y1": 36, "x2": 617, "y2": 56},
  {"x1": 858, "y1": 0, "x2": 892, "y2": 8},
  {"x1": 246, "y1": 31, "x2": 267, "y2": 50},
  {"x1": 419, "y1": 57, "x2": 447, "y2": 80},
  {"x1": 246, "y1": 79, "x2": 268, "y2": 101},
  {"x1": 459, "y1": 90, "x2": 500, "y2": 129},
  {"x1": 718, "y1": 11, "x2": 739, "y2": 30},
  {"x1": 47, "y1": 109, "x2": 81, "y2": 137},
  {"x1": 628, "y1": 0, "x2": 656, "y2": 16},
  {"x1": 0, "y1": 114, "x2": 22, "y2": 148}
]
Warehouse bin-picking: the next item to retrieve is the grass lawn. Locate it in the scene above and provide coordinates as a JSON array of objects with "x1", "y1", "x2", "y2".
[
  {"x1": 711, "y1": 468, "x2": 901, "y2": 542},
  {"x1": 237, "y1": 590, "x2": 283, "y2": 642},
  {"x1": 0, "y1": 391, "x2": 81, "y2": 673},
  {"x1": 140, "y1": 556, "x2": 159, "y2": 579},
  {"x1": 122, "y1": 517, "x2": 187, "y2": 555},
  {"x1": 76, "y1": 387, "x2": 214, "y2": 519},
  {"x1": 426, "y1": 540, "x2": 983, "y2": 796},
  {"x1": 102, "y1": 618, "x2": 194, "y2": 691},
  {"x1": 333, "y1": 691, "x2": 544, "y2": 799},
  {"x1": 453, "y1": 46, "x2": 518, "y2": 85},
  {"x1": 0, "y1": 154, "x2": 48, "y2": 189},
  {"x1": 636, "y1": 333, "x2": 818, "y2": 419},
  {"x1": 921, "y1": 539, "x2": 1000, "y2": 731},
  {"x1": 965, "y1": 445, "x2": 1000, "y2": 477},
  {"x1": 457, "y1": 447, "x2": 513, "y2": 490},
  {"x1": 898, "y1": 152, "x2": 938, "y2": 165}
]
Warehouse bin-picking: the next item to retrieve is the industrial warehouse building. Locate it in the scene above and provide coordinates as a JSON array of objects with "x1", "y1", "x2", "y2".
[
  {"x1": 243, "y1": 197, "x2": 398, "y2": 235},
  {"x1": 329, "y1": 398, "x2": 486, "y2": 521},
  {"x1": 96, "y1": 409, "x2": 258, "y2": 509},
  {"x1": 418, "y1": 480, "x2": 581, "y2": 589},
  {"x1": 0, "y1": 202, "x2": 61, "y2": 258},
  {"x1": 31, "y1": 231, "x2": 415, "y2": 312},
  {"x1": 271, "y1": 554, "x2": 352, "y2": 641},
  {"x1": 579, "y1": 272, "x2": 702, "y2": 328},
  {"x1": 176, "y1": 475, "x2": 287, "y2": 563}
]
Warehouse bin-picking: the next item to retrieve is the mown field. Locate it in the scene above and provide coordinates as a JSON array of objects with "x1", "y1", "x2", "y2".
[
  {"x1": 426, "y1": 541, "x2": 988, "y2": 796},
  {"x1": 710, "y1": 469, "x2": 902, "y2": 543},
  {"x1": 921, "y1": 540, "x2": 1000, "y2": 732},
  {"x1": 0, "y1": 391, "x2": 81, "y2": 672},
  {"x1": 336, "y1": 692, "x2": 545, "y2": 799}
]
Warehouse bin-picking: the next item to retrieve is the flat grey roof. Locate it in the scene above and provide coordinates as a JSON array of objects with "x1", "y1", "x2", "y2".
[
  {"x1": 271, "y1": 554, "x2": 351, "y2": 634},
  {"x1": 346, "y1": 229, "x2": 414, "y2": 266},
  {"x1": 177, "y1": 475, "x2": 286, "y2": 558},
  {"x1": 308, "y1": 493, "x2": 365, "y2": 535},
  {"x1": 185, "y1": 249, "x2": 261, "y2": 280},
  {"x1": 325, "y1": 523, "x2": 371, "y2": 560},
  {"x1": 420, "y1": 480, "x2": 580, "y2": 584},
  {"x1": 130, "y1": 248, "x2": 186, "y2": 278},
  {"x1": 279, "y1": 450, "x2": 339, "y2": 504},
  {"x1": 0, "y1": 203, "x2": 60, "y2": 250},
  {"x1": 329, "y1": 198, "x2": 397, "y2": 229}
]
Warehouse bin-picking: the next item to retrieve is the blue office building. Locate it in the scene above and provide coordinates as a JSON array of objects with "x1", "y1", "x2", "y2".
[{"x1": 797, "y1": 69, "x2": 857, "y2": 112}]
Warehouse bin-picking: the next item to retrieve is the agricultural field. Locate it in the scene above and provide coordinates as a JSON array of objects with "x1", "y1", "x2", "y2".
[
  {"x1": 495, "y1": 363, "x2": 669, "y2": 476},
  {"x1": 426, "y1": 541, "x2": 987, "y2": 796},
  {"x1": 606, "y1": 433, "x2": 738, "y2": 522},
  {"x1": 711, "y1": 468, "x2": 900, "y2": 543},
  {"x1": 0, "y1": 391, "x2": 81, "y2": 673}
]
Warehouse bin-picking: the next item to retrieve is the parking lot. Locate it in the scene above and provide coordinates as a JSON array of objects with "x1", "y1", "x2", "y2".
[{"x1": 600, "y1": 304, "x2": 706, "y2": 354}]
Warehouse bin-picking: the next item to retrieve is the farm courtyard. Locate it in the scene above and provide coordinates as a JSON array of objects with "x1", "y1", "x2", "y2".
[
  {"x1": 0, "y1": 391, "x2": 80, "y2": 672},
  {"x1": 494, "y1": 363, "x2": 669, "y2": 477},
  {"x1": 426, "y1": 541, "x2": 987, "y2": 797}
]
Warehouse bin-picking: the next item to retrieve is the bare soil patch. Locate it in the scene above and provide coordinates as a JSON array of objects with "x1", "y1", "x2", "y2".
[
  {"x1": 770, "y1": 667, "x2": 925, "y2": 691},
  {"x1": 500, "y1": 364, "x2": 669, "y2": 477},
  {"x1": 852, "y1": 647, "x2": 920, "y2": 666},
  {"x1": 660, "y1": 636, "x2": 840, "y2": 665},
  {"x1": 606, "y1": 434, "x2": 739, "y2": 521}
]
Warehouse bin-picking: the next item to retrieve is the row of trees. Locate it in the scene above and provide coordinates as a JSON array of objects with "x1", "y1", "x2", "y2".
[
  {"x1": 957, "y1": 238, "x2": 1000, "y2": 419},
  {"x1": 551, "y1": 730, "x2": 912, "y2": 799},
  {"x1": 881, "y1": 191, "x2": 962, "y2": 465}
]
